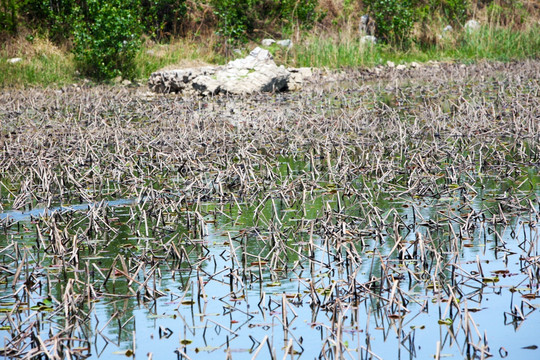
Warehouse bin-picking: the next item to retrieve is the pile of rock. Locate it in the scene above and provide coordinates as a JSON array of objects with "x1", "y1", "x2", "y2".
[{"x1": 148, "y1": 47, "x2": 312, "y2": 95}]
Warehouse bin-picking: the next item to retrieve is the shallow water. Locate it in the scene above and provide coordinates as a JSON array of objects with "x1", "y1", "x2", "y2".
[
  {"x1": 0, "y1": 171, "x2": 538, "y2": 359},
  {"x1": 0, "y1": 62, "x2": 539, "y2": 359}
]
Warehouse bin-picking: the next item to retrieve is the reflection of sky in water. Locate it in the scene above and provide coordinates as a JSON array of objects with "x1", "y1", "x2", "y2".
[{"x1": 0, "y1": 176, "x2": 538, "y2": 359}]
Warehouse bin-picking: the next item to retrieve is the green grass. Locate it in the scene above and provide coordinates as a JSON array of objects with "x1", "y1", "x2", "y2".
[
  {"x1": 292, "y1": 24, "x2": 540, "y2": 68},
  {"x1": 1, "y1": 24, "x2": 538, "y2": 88},
  {"x1": 0, "y1": 52, "x2": 76, "y2": 88},
  {"x1": 132, "y1": 37, "x2": 226, "y2": 80}
]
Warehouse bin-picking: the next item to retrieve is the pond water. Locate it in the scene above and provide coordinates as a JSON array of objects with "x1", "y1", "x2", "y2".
[
  {"x1": 0, "y1": 167, "x2": 538, "y2": 360},
  {"x1": 0, "y1": 61, "x2": 539, "y2": 359}
]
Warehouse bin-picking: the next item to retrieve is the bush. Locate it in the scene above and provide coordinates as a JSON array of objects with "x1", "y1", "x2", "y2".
[
  {"x1": 140, "y1": 0, "x2": 187, "y2": 40},
  {"x1": 279, "y1": 0, "x2": 319, "y2": 29},
  {"x1": 212, "y1": 0, "x2": 252, "y2": 46},
  {"x1": 211, "y1": 0, "x2": 320, "y2": 48},
  {"x1": 0, "y1": 0, "x2": 20, "y2": 33},
  {"x1": 443, "y1": 0, "x2": 469, "y2": 25},
  {"x1": 19, "y1": 0, "x2": 76, "y2": 41},
  {"x1": 72, "y1": 0, "x2": 142, "y2": 80},
  {"x1": 365, "y1": 0, "x2": 416, "y2": 46}
]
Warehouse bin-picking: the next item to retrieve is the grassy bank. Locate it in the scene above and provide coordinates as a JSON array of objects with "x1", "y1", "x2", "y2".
[
  {"x1": 292, "y1": 24, "x2": 540, "y2": 68},
  {"x1": 1, "y1": 23, "x2": 539, "y2": 88}
]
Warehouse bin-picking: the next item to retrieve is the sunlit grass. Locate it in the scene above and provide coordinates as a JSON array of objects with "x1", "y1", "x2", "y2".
[
  {"x1": 1, "y1": 24, "x2": 538, "y2": 87},
  {"x1": 291, "y1": 24, "x2": 540, "y2": 68}
]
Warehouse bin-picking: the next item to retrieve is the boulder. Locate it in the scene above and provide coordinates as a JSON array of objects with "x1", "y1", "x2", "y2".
[
  {"x1": 148, "y1": 67, "x2": 216, "y2": 93},
  {"x1": 360, "y1": 35, "x2": 377, "y2": 45},
  {"x1": 438, "y1": 25, "x2": 453, "y2": 40},
  {"x1": 464, "y1": 19, "x2": 480, "y2": 32},
  {"x1": 276, "y1": 39, "x2": 292, "y2": 48},
  {"x1": 262, "y1": 39, "x2": 276, "y2": 46},
  {"x1": 287, "y1": 67, "x2": 313, "y2": 91},
  {"x1": 359, "y1": 14, "x2": 376, "y2": 36},
  {"x1": 148, "y1": 47, "x2": 291, "y2": 95}
]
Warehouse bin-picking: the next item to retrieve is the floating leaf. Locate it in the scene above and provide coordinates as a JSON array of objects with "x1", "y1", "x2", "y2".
[
  {"x1": 195, "y1": 346, "x2": 220, "y2": 353},
  {"x1": 250, "y1": 261, "x2": 268, "y2": 266},
  {"x1": 112, "y1": 349, "x2": 133, "y2": 356},
  {"x1": 438, "y1": 318, "x2": 453, "y2": 325},
  {"x1": 147, "y1": 314, "x2": 176, "y2": 319},
  {"x1": 180, "y1": 339, "x2": 192, "y2": 345}
]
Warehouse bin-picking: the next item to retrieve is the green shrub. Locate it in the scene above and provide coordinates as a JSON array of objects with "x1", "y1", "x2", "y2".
[
  {"x1": 365, "y1": 0, "x2": 416, "y2": 46},
  {"x1": 279, "y1": 0, "x2": 319, "y2": 29},
  {"x1": 140, "y1": 0, "x2": 187, "y2": 40},
  {"x1": 19, "y1": 0, "x2": 76, "y2": 41},
  {"x1": 0, "y1": 0, "x2": 20, "y2": 33},
  {"x1": 212, "y1": 0, "x2": 252, "y2": 46},
  {"x1": 211, "y1": 0, "x2": 320, "y2": 47},
  {"x1": 72, "y1": 0, "x2": 142, "y2": 80},
  {"x1": 442, "y1": 0, "x2": 469, "y2": 25}
]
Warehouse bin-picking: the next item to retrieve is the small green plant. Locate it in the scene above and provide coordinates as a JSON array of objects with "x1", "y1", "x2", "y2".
[
  {"x1": 365, "y1": 0, "x2": 416, "y2": 47},
  {"x1": 72, "y1": 0, "x2": 142, "y2": 80}
]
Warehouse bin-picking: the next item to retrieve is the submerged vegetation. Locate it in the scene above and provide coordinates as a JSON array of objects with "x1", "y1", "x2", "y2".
[{"x1": 0, "y1": 60, "x2": 539, "y2": 358}]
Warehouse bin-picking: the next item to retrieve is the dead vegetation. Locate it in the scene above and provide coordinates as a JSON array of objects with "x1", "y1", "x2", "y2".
[{"x1": 0, "y1": 60, "x2": 538, "y2": 359}]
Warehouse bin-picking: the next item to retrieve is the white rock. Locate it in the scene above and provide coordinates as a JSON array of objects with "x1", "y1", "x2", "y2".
[
  {"x1": 443, "y1": 25, "x2": 453, "y2": 33},
  {"x1": 276, "y1": 39, "x2": 292, "y2": 48},
  {"x1": 410, "y1": 62, "x2": 420, "y2": 68},
  {"x1": 287, "y1": 67, "x2": 313, "y2": 91},
  {"x1": 360, "y1": 15, "x2": 369, "y2": 25},
  {"x1": 396, "y1": 64, "x2": 406, "y2": 71},
  {"x1": 149, "y1": 47, "x2": 290, "y2": 95},
  {"x1": 386, "y1": 61, "x2": 395, "y2": 68},
  {"x1": 464, "y1": 19, "x2": 480, "y2": 32},
  {"x1": 7, "y1": 58, "x2": 22, "y2": 64},
  {"x1": 261, "y1": 39, "x2": 276, "y2": 46},
  {"x1": 360, "y1": 35, "x2": 377, "y2": 45}
]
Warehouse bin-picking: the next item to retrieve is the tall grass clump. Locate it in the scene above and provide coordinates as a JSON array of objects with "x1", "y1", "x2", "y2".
[
  {"x1": 292, "y1": 22, "x2": 540, "y2": 69},
  {"x1": 451, "y1": 24, "x2": 540, "y2": 61},
  {"x1": 292, "y1": 35, "x2": 380, "y2": 68}
]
